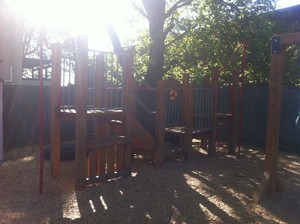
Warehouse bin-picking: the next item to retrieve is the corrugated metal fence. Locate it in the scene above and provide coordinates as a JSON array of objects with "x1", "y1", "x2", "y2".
[
  {"x1": 3, "y1": 85, "x2": 300, "y2": 154},
  {"x1": 218, "y1": 87, "x2": 300, "y2": 153},
  {"x1": 3, "y1": 85, "x2": 74, "y2": 148}
]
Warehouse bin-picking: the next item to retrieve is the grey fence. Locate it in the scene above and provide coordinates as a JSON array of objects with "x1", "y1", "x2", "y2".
[
  {"x1": 218, "y1": 87, "x2": 300, "y2": 153},
  {"x1": 3, "y1": 85, "x2": 300, "y2": 154}
]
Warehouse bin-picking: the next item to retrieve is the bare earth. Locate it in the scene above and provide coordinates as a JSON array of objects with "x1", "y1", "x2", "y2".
[{"x1": 0, "y1": 144, "x2": 300, "y2": 224}]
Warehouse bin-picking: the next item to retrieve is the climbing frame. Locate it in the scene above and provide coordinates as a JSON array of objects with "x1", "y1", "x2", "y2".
[{"x1": 50, "y1": 36, "x2": 135, "y2": 189}]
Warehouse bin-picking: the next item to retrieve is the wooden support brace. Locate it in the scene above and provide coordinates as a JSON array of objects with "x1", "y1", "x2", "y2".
[{"x1": 50, "y1": 43, "x2": 62, "y2": 178}]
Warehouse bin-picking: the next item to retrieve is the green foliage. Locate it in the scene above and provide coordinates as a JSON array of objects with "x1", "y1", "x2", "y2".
[
  {"x1": 164, "y1": 0, "x2": 277, "y2": 85},
  {"x1": 133, "y1": 0, "x2": 300, "y2": 86}
]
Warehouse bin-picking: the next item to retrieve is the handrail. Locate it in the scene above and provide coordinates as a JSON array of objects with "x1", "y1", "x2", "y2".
[{"x1": 135, "y1": 96, "x2": 157, "y2": 115}]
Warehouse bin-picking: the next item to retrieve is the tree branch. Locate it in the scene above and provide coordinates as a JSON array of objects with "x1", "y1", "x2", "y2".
[
  {"x1": 165, "y1": 24, "x2": 196, "y2": 47},
  {"x1": 131, "y1": 1, "x2": 148, "y2": 19},
  {"x1": 163, "y1": 13, "x2": 175, "y2": 38},
  {"x1": 219, "y1": 0, "x2": 240, "y2": 13},
  {"x1": 166, "y1": 0, "x2": 193, "y2": 18},
  {"x1": 164, "y1": 59, "x2": 179, "y2": 73}
]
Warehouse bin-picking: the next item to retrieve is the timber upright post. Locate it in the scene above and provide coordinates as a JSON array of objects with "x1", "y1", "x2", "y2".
[
  {"x1": 254, "y1": 32, "x2": 300, "y2": 203},
  {"x1": 122, "y1": 47, "x2": 135, "y2": 171},
  {"x1": 183, "y1": 73, "x2": 193, "y2": 160},
  {"x1": 209, "y1": 67, "x2": 220, "y2": 156},
  {"x1": 155, "y1": 80, "x2": 166, "y2": 168},
  {"x1": 75, "y1": 36, "x2": 89, "y2": 189},
  {"x1": 50, "y1": 43, "x2": 62, "y2": 178}
]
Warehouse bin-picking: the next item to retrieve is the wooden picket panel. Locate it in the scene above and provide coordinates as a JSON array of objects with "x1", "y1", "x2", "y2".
[{"x1": 116, "y1": 144, "x2": 125, "y2": 172}]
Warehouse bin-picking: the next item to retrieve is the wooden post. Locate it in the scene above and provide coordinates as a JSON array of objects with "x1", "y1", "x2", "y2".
[
  {"x1": 122, "y1": 47, "x2": 135, "y2": 170},
  {"x1": 209, "y1": 67, "x2": 220, "y2": 156},
  {"x1": 0, "y1": 80, "x2": 3, "y2": 162},
  {"x1": 75, "y1": 36, "x2": 89, "y2": 189},
  {"x1": 95, "y1": 53, "x2": 105, "y2": 109},
  {"x1": 228, "y1": 70, "x2": 239, "y2": 154},
  {"x1": 183, "y1": 73, "x2": 193, "y2": 159},
  {"x1": 254, "y1": 32, "x2": 300, "y2": 203},
  {"x1": 155, "y1": 80, "x2": 165, "y2": 168},
  {"x1": 50, "y1": 43, "x2": 62, "y2": 178}
]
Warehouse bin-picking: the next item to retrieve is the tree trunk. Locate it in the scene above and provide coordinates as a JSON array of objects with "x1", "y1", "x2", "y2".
[{"x1": 142, "y1": 0, "x2": 166, "y2": 87}]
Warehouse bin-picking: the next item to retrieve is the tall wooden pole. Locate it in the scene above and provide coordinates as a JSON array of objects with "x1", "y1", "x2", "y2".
[{"x1": 254, "y1": 32, "x2": 300, "y2": 203}]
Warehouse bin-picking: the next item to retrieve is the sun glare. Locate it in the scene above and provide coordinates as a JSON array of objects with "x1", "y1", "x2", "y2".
[{"x1": 7, "y1": 0, "x2": 134, "y2": 50}]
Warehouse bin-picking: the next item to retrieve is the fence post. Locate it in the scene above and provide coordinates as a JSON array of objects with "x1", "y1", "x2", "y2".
[
  {"x1": 0, "y1": 80, "x2": 3, "y2": 161},
  {"x1": 50, "y1": 43, "x2": 62, "y2": 177},
  {"x1": 75, "y1": 36, "x2": 89, "y2": 189},
  {"x1": 155, "y1": 80, "x2": 165, "y2": 168},
  {"x1": 183, "y1": 73, "x2": 193, "y2": 159}
]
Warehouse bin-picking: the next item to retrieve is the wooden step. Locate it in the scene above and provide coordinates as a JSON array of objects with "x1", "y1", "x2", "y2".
[{"x1": 81, "y1": 136, "x2": 128, "y2": 151}]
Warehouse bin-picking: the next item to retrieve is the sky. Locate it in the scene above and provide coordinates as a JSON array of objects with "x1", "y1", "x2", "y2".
[
  {"x1": 6, "y1": 0, "x2": 300, "y2": 51},
  {"x1": 6, "y1": 0, "x2": 136, "y2": 51},
  {"x1": 276, "y1": 0, "x2": 300, "y2": 9}
]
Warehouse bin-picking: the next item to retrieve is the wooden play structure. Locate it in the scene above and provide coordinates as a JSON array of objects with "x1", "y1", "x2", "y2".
[
  {"x1": 157, "y1": 72, "x2": 218, "y2": 159},
  {"x1": 254, "y1": 32, "x2": 300, "y2": 202},
  {"x1": 50, "y1": 37, "x2": 135, "y2": 188},
  {"x1": 49, "y1": 37, "x2": 220, "y2": 188}
]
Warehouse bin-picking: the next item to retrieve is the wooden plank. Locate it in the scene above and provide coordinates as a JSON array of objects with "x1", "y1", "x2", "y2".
[
  {"x1": 123, "y1": 48, "x2": 134, "y2": 170},
  {"x1": 280, "y1": 32, "x2": 300, "y2": 45},
  {"x1": 88, "y1": 150, "x2": 99, "y2": 178},
  {"x1": 107, "y1": 144, "x2": 116, "y2": 174},
  {"x1": 254, "y1": 42, "x2": 285, "y2": 202},
  {"x1": 50, "y1": 43, "x2": 62, "y2": 178},
  {"x1": 209, "y1": 67, "x2": 219, "y2": 156},
  {"x1": 80, "y1": 170, "x2": 131, "y2": 186},
  {"x1": 75, "y1": 36, "x2": 89, "y2": 189},
  {"x1": 183, "y1": 73, "x2": 193, "y2": 159},
  {"x1": 116, "y1": 144, "x2": 125, "y2": 172},
  {"x1": 132, "y1": 116, "x2": 155, "y2": 150},
  {"x1": 155, "y1": 80, "x2": 165, "y2": 168},
  {"x1": 95, "y1": 54, "x2": 104, "y2": 108},
  {"x1": 98, "y1": 146, "x2": 107, "y2": 175},
  {"x1": 228, "y1": 70, "x2": 239, "y2": 154}
]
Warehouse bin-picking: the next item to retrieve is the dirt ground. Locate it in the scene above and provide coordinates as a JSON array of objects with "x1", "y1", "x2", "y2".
[{"x1": 0, "y1": 144, "x2": 300, "y2": 224}]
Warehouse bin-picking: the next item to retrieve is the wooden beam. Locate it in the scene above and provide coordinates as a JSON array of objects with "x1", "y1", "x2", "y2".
[
  {"x1": 155, "y1": 80, "x2": 165, "y2": 168},
  {"x1": 122, "y1": 47, "x2": 135, "y2": 170},
  {"x1": 280, "y1": 32, "x2": 300, "y2": 45},
  {"x1": 183, "y1": 73, "x2": 193, "y2": 159},
  {"x1": 254, "y1": 40, "x2": 286, "y2": 203},
  {"x1": 209, "y1": 67, "x2": 219, "y2": 156},
  {"x1": 75, "y1": 36, "x2": 89, "y2": 189},
  {"x1": 50, "y1": 43, "x2": 62, "y2": 178}
]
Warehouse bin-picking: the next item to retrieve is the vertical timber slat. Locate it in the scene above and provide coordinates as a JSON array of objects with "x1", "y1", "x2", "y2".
[
  {"x1": 183, "y1": 73, "x2": 193, "y2": 159},
  {"x1": 50, "y1": 43, "x2": 62, "y2": 178},
  {"x1": 123, "y1": 48, "x2": 134, "y2": 171},
  {"x1": 155, "y1": 80, "x2": 165, "y2": 168},
  {"x1": 75, "y1": 36, "x2": 89, "y2": 189},
  {"x1": 209, "y1": 67, "x2": 219, "y2": 156}
]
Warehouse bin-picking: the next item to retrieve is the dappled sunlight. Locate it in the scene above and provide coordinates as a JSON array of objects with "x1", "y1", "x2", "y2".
[
  {"x1": 224, "y1": 187, "x2": 250, "y2": 206},
  {"x1": 62, "y1": 191, "x2": 81, "y2": 220},
  {"x1": 89, "y1": 200, "x2": 96, "y2": 213},
  {"x1": 1, "y1": 145, "x2": 299, "y2": 223},
  {"x1": 184, "y1": 173, "x2": 241, "y2": 221},
  {"x1": 191, "y1": 170, "x2": 212, "y2": 181},
  {"x1": 253, "y1": 205, "x2": 286, "y2": 224},
  {"x1": 206, "y1": 195, "x2": 241, "y2": 221},
  {"x1": 145, "y1": 211, "x2": 152, "y2": 220},
  {"x1": 183, "y1": 173, "x2": 211, "y2": 198},
  {"x1": 170, "y1": 205, "x2": 187, "y2": 224},
  {"x1": 244, "y1": 148, "x2": 265, "y2": 161},
  {"x1": 199, "y1": 203, "x2": 220, "y2": 222},
  {"x1": 99, "y1": 196, "x2": 108, "y2": 210},
  {"x1": 19, "y1": 156, "x2": 35, "y2": 162}
]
